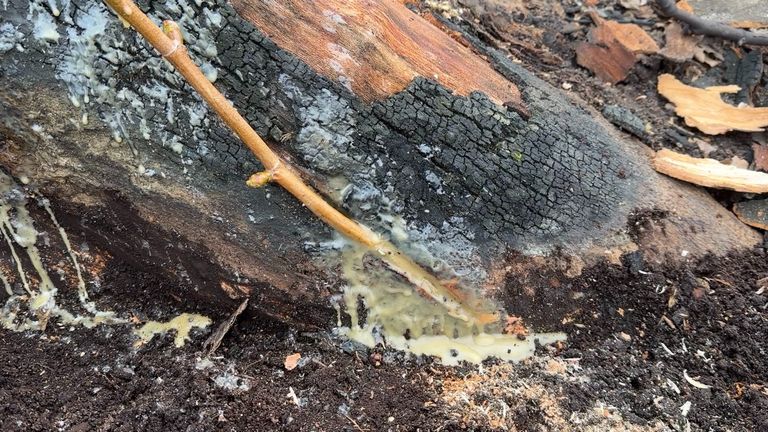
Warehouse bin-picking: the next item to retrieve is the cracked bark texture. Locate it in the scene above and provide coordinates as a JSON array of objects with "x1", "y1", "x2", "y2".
[{"x1": 0, "y1": 0, "x2": 760, "y2": 319}]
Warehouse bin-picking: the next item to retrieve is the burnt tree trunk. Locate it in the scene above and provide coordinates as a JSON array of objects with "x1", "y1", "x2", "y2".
[{"x1": 0, "y1": 0, "x2": 760, "y2": 329}]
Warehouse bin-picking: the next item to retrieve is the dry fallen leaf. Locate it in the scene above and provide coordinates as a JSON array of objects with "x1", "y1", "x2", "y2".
[
  {"x1": 284, "y1": 353, "x2": 301, "y2": 371},
  {"x1": 654, "y1": 148, "x2": 768, "y2": 193},
  {"x1": 660, "y1": 22, "x2": 699, "y2": 62},
  {"x1": 658, "y1": 74, "x2": 768, "y2": 135}
]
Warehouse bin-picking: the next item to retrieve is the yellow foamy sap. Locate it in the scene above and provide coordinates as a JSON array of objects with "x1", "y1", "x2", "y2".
[{"x1": 339, "y1": 244, "x2": 565, "y2": 366}]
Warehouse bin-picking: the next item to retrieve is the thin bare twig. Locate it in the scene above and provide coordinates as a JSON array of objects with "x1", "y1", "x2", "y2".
[
  {"x1": 655, "y1": 0, "x2": 768, "y2": 46},
  {"x1": 202, "y1": 298, "x2": 249, "y2": 357},
  {"x1": 101, "y1": 0, "x2": 496, "y2": 324}
]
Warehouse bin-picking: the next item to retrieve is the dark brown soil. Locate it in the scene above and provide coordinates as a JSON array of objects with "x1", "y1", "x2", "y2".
[{"x1": 2, "y1": 192, "x2": 767, "y2": 431}]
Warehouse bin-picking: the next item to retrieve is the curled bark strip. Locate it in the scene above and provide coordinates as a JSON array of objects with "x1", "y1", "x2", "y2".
[
  {"x1": 101, "y1": 0, "x2": 492, "y2": 324},
  {"x1": 655, "y1": 0, "x2": 768, "y2": 46},
  {"x1": 653, "y1": 149, "x2": 768, "y2": 193}
]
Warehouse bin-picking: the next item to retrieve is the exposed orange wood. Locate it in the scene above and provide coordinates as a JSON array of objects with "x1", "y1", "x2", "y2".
[{"x1": 230, "y1": 0, "x2": 526, "y2": 114}]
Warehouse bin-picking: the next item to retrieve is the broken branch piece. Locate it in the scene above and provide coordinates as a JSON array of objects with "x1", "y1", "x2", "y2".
[
  {"x1": 653, "y1": 149, "x2": 768, "y2": 193},
  {"x1": 655, "y1": 0, "x2": 768, "y2": 46},
  {"x1": 102, "y1": 0, "x2": 493, "y2": 324}
]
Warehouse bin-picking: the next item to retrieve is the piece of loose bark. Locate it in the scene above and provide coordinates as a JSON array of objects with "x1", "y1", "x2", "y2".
[
  {"x1": 576, "y1": 13, "x2": 659, "y2": 83},
  {"x1": 734, "y1": 199, "x2": 768, "y2": 230},
  {"x1": 724, "y1": 49, "x2": 763, "y2": 106},
  {"x1": 653, "y1": 148, "x2": 768, "y2": 193},
  {"x1": 753, "y1": 143, "x2": 768, "y2": 172},
  {"x1": 658, "y1": 74, "x2": 768, "y2": 135},
  {"x1": 590, "y1": 14, "x2": 660, "y2": 55},
  {"x1": 660, "y1": 22, "x2": 699, "y2": 62},
  {"x1": 576, "y1": 41, "x2": 637, "y2": 84}
]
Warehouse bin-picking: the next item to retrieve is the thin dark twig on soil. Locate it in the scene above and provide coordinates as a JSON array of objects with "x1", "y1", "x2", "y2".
[
  {"x1": 344, "y1": 414, "x2": 368, "y2": 432},
  {"x1": 655, "y1": 0, "x2": 768, "y2": 45},
  {"x1": 202, "y1": 298, "x2": 249, "y2": 357}
]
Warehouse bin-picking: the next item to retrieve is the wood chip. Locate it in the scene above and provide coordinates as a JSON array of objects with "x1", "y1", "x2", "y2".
[
  {"x1": 734, "y1": 199, "x2": 768, "y2": 230},
  {"x1": 660, "y1": 22, "x2": 699, "y2": 62},
  {"x1": 658, "y1": 74, "x2": 768, "y2": 135},
  {"x1": 284, "y1": 353, "x2": 301, "y2": 371},
  {"x1": 653, "y1": 149, "x2": 768, "y2": 193},
  {"x1": 676, "y1": 0, "x2": 694, "y2": 13}
]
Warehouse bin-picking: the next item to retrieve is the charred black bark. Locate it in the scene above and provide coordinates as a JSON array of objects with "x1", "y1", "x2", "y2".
[{"x1": 0, "y1": 0, "x2": 759, "y2": 312}]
